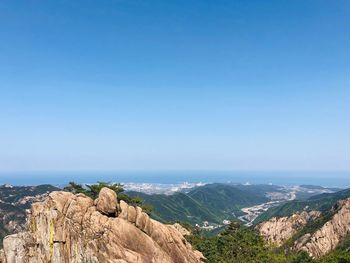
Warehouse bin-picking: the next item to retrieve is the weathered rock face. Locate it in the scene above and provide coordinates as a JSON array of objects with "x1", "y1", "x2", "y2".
[
  {"x1": 256, "y1": 211, "x2": 321, "y2": 246},
  {"x1": 95, "y1": 187, "x2": 118, "y2": 216},
  {"x1": 172, "y1": 223, "x2": 191, "y2": 237},
  {"x1": 0, "y1": 185, "x2": 59, "y2": 239},
  {"x1": 0, "y1": 191, "x2": 203, "y2": 263},
  {"x1": 294, "y1": 198, "x2": 350, "y2": 258}
]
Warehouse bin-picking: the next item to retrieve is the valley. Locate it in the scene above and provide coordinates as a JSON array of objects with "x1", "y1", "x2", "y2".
[{"x1": 127, "y1": 183, "x2": 338, "y2": 227}]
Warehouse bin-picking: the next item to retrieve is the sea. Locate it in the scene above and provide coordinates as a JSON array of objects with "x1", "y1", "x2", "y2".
[{"x1": 0, "y1": 170, "x2": 349, "y2": 188}]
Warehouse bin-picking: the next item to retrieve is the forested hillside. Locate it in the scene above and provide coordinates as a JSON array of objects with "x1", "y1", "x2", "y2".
[
  {"x1": 187, "y1": 221, "x2": 350, "y2": 263},
  {"x1": 128, "y1": 183, "x2": 277, "y2": 224},
  {"x1": 256, "y1": 188, "x2": 350, "y2": 224}
]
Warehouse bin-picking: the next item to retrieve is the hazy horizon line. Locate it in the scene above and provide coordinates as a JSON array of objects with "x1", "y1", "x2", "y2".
[{"x1": 1, "y1": 169, "x2": 349, "y2": 174}]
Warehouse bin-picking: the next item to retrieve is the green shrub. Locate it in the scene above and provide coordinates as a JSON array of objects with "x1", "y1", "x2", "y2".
[{"x1": 64, "y1": 181, "x2": 153, "y2": 214}]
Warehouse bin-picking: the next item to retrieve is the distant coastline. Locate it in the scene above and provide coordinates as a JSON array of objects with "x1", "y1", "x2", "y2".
[{"x1": 0, "y1": 170, "x2": 349, "y2": 187}]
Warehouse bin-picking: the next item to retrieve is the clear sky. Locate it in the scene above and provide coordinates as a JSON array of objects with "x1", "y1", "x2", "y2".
[{"x1": 0, "y1": 0, "x2": 349, "y2": 172}]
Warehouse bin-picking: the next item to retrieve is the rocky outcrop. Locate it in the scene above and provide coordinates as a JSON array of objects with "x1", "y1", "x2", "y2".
[
  {"x1": 0, "y1": 185, "x2": 59, "y2": 239},
  {"x1": 95, "y1": 187, "x2": 118, "y2": 216},
  {"x1": 256, "y1": 211, "x2": 321, "y2": 246},
  {"x1": 172, "y1": 223, "x2": 191, "y2": 237},
  {"x1": 257, "y1": 198, "x2": 350, "y2": 258},
  {"x1": 0, "y1": 188, "x2": 203, "y2": 263},
  {"x1": 294, "y1": 198, "x2": 350, "y2": 258}
]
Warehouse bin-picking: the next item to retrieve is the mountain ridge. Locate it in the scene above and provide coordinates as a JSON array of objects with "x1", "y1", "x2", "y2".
[
  {"x1": 255, "y1": 188, "x2": 350, "y2": 224},
  {"x1": 128, "y1": 183, "x2": 276, "y2": 225}
]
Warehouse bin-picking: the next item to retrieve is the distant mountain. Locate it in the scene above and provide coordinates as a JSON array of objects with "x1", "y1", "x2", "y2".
[
  {"x1": 127, "y1": 191, "x2": 221, "y2": 225},
  {"x1": 255, "y1": 188, "x2": 350, "y2": 224},
  {"x1": 186, "y1": 183, "x2": 271, "y2": 216},
  {"x1": 128, "y1": 183, "x2": 279, "y2": 225},
  {"x1": 294, "y1": 185, "x2": 342, "y2": 200},
  {"x1": 299, "y1": 185, "x2": 341, "y2": 192}
]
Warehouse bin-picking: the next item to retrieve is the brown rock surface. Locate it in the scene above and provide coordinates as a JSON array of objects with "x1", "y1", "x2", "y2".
[
  {"x1": 256, "y1": 210, "x2": 321, "y2": 246},
  {"x1": 294, "y1": 198, "x2": 350, "y2": 258},
  {"x1": 95, "y1": 187, "x2": 118, "y2": 215},
  {"x1": 172, "y1": 223, "x2": 191, "y2": 236},
  {"x1": 0, "y1": 191, "x2": 203, "y2": 263}
]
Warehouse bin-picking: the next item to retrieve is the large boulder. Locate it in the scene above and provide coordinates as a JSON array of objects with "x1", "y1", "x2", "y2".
[{"x1": 95, "y1": 187, "x2": 118, "y2": 216}]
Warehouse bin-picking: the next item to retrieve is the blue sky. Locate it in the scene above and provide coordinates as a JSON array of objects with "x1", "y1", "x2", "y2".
[{"x1": 0, "y1": 0, "x2": 349, "y2": 171}]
